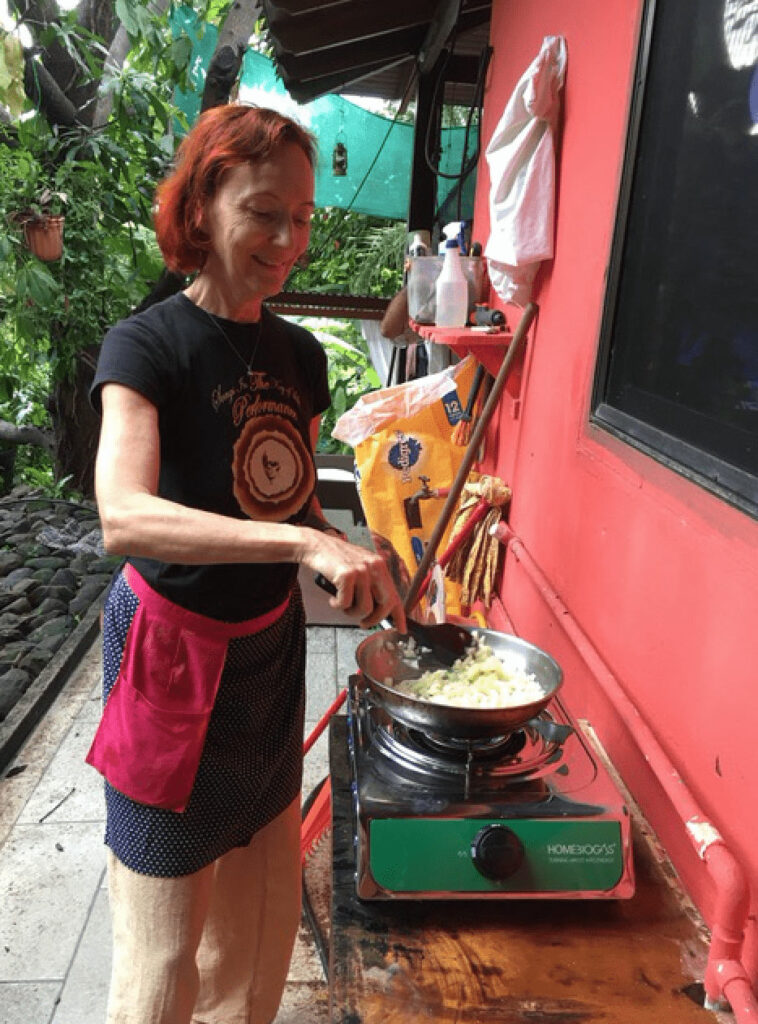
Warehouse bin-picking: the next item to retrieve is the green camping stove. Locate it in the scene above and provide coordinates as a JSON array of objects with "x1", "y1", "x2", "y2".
[{"x1": 346, "y1": 673, "x2": 635, "y2": 900}]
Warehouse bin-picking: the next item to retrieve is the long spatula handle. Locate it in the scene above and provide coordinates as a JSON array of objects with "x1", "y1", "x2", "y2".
[{"x1": 403, "y1": 301, "x2": 538, "y2": 615}]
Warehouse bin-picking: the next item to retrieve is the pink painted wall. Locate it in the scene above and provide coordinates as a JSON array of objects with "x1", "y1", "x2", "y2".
[{"x1": 474, "y1": 0, "x2": 758, "y2": 974}]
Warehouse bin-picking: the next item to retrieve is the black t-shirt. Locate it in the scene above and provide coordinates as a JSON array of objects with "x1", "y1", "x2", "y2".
[{"x1": 91, "y1": 292, "x2": 330, "y2": 621}]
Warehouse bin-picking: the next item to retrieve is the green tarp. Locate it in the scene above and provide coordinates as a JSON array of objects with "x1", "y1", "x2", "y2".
[{"x1": 172, "y1": 8, "x2": 477, "y2": 222}]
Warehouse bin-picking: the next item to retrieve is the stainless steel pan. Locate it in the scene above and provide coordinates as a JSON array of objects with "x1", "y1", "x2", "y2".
[{"x1": 355, "y1": 626, "x2": 563, "y2": 739}]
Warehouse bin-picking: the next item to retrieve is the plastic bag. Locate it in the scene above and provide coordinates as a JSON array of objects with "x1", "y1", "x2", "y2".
[{"x1": 485, "y1": 35, "x2": 567, "y2": 306}]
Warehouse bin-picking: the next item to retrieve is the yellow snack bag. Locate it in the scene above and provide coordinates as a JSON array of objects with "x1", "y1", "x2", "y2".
[{"x1": 332, "y1": 356, "x2": 477, "y2": 615}]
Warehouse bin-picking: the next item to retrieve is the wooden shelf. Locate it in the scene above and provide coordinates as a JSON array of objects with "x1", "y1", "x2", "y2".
[{"x1": 410, "y1": 320, "x2": 512, "y2": 375}]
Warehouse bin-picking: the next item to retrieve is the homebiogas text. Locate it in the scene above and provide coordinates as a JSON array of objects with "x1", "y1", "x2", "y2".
[{"x1": 546, "y1": 842, "x2": 618, "y2": 862}]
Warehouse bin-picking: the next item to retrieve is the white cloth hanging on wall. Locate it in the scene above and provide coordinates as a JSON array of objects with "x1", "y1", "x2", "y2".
[{"x1": 485, "y1": 35, "x2": 567, "y2": 306}]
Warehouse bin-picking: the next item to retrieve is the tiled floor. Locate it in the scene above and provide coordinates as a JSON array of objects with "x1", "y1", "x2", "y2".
[{"x1": 0, "y1": 611, "x2": 361, "y2": 1024}]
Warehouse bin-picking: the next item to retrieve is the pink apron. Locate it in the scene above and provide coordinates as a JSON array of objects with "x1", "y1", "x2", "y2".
[{"x1": 86, "y1": 564, "x2": 290, "y2": 812}]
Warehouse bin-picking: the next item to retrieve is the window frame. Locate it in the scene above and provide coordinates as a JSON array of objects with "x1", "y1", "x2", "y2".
[{"x1": 591, "y1": 0, "x2": 758, "y2": 518}]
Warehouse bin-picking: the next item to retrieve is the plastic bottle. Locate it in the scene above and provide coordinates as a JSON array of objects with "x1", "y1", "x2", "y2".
[
  {"x1": 409, "y1": 232, "x2": 428, "y2": 257},
  {"x1": 435, "y1": 238, "x2": 469, "y2": 327}
]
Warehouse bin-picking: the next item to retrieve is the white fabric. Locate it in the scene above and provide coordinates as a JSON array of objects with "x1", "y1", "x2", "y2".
[
  {"x1": 485, "y1": 36, "x2": 567, "y2": 306},
  {"x1": 360, "y1": 319, "x2": 413, "y2": 386}
]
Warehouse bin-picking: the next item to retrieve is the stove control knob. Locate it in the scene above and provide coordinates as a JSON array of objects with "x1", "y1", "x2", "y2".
[{"x1": 471, "y1": 825, "x2": 524, "y2": 880}]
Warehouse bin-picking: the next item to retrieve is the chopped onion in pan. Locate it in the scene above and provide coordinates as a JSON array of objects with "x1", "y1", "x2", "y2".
[{"x1": 394, "y1": 634, "x2": 545, "y2": 709}]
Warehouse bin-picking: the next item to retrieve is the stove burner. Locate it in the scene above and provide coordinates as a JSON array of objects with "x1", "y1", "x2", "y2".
[
  {"x1": 343, "y1": 678, "x2": 635, "y2": 900},
  {"x1": 365, "y1": 707, "x2": 569, "y2": 797},
  {"x1": 408, "y1": 727, "x2": 528, "y2": 762}
]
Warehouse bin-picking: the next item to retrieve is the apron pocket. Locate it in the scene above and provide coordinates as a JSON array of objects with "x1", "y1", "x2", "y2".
[
  {"x1": 87, "y1": 599, "x2": 229, "y2": 812},
  {"x1": 87, "y1": 675, "x2": 212, "y2": 811}
]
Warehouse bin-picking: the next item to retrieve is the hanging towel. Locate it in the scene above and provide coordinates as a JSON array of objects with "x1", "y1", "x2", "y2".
[{"x1": 485, "y1": 36, "x2": 567, "y2": 306}]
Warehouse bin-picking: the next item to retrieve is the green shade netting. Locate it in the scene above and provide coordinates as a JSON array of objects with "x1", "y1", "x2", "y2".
[{"x1": 171, "y1": 8, "x2": 477, "y2": 222}]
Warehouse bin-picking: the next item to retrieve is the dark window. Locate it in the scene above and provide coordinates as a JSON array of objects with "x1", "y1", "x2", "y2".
[{"x1": 594, "y1": 0, "x2": 758, "y2": 514}]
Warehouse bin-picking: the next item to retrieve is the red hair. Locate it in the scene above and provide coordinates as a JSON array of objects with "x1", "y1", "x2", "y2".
[{"x1": 154, "y1": 105, "x2": 316, "y2": 274}]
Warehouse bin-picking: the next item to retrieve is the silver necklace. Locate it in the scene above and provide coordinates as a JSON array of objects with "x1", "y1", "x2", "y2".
[{"x1": 200, "y1": 306, "x2": 262, "y2": 375}]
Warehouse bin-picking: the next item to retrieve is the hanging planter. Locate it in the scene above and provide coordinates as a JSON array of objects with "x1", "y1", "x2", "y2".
[
  {"x1": 9, "y1": 188, "x2": 68, "y2": 262},
  {"x1": 23, "y1": 215, "x2": 66, "y2": 262}
]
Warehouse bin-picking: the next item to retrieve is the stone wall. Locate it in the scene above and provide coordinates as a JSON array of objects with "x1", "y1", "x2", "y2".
[{"x1": 0, "y1": 488, "x2": 121, "y2": 722}]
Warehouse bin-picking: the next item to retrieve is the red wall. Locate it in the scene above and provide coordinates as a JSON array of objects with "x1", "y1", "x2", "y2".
[{"x1": 474, "y1": 0, "x2": 758, "y2": 975}]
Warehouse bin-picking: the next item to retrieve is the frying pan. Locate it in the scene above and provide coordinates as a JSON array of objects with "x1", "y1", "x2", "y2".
[{"x1": 355, "y1": 626, "x2": 563, "y2": 740}]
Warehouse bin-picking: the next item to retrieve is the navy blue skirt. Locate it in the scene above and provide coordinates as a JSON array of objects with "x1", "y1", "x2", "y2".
[{"x1": 99, "y1": 570, "x2": 306, "y2": 877}]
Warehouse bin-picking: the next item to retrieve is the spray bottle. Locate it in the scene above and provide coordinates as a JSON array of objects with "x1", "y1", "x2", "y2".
[
  {"x1": 437, "y1": 221, "x2": 468, "y2": 255},
  {"x1": 435, "y1": 227, "x2": 469, "y2": 328}
]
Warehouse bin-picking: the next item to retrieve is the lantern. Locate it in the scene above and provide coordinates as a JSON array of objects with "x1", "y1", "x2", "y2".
[{"x1": 332, "y1": 140, "x2": 348, "y2": 177}]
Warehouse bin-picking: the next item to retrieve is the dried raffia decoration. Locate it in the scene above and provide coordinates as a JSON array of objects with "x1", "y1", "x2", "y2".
[{"x1": 444, "y1": 475, "x2": 512, "y2": 607}]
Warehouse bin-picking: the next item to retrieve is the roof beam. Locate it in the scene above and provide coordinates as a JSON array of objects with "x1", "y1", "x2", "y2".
[
  {"x1": 265, "y1": 291, "x2": 390, "y2": 320},
  {"x1": 419, "y1": 0, "x2": 462, "y2": 74},
  {"x1": 275, "y1": 25, "x2": 427, "y2": 80},
  {"x1": 282, "y1": 55, "x2": 416, "y2": 104},
  {"x1": 263, "y1": 0, "x2": 438, "y2": 55}
]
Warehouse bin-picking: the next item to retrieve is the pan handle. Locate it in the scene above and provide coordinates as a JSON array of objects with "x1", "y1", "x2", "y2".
[
  {"x1": 314, "y1": 575, "x2": 401, "y2": 637},
  {"x1": 527, "y1": 717, "x2": 573, "y2": 745}
]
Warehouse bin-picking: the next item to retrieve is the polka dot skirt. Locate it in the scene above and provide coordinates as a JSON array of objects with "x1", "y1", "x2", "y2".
[{"x1": 100, "y1": 570, "x2": 306, "y2": 877}]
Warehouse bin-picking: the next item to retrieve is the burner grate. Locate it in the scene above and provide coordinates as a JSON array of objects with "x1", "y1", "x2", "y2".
[
  {"x1": 409, "y1": 727, "x2": 528, "y2": 761},
  {"x1": 366, "y1": 707, "x2": 569, "y2": 793}
]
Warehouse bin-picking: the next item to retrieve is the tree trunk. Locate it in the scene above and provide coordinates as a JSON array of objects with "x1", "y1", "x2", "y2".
[
  {"x1": 0, "y1": 420, "x2": 55, "y2": 452},
  {"x1": 50, "y1": 346, "x2": 101, "y2": 496},
  {"x1": 200, "y1": 1, "x2": 262, "y2": 113}
]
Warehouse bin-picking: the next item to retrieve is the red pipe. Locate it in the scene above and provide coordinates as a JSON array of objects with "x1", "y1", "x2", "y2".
[
  {"x1": 491, "y1": 521, "x2": 758, "y2": 1019},
  {"x1": 303, "y1": 687, "x2": 347, "y2": 756},
  {"x1": 703, "y1": 842, "x2": 756, "y2": 1017}
]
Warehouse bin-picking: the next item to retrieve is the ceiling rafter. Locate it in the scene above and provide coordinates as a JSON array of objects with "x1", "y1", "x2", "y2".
[{"x1": 260, "y1": 0, "x2": 492, "y2": 104}]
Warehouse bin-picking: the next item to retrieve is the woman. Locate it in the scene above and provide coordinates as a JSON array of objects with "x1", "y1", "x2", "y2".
[{"x1": 87, "y1": 104, "x2": 406, "y2": 1024}]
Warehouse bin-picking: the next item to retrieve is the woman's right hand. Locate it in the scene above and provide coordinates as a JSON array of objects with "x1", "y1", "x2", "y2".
[{"x1": 298, "y1": 528, "x2": 406, "y2": 632}]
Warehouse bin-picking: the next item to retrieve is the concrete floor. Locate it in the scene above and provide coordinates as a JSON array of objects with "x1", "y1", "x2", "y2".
[{"x1": 0, "y1": 594, "x2": 363, "y2": 1024}]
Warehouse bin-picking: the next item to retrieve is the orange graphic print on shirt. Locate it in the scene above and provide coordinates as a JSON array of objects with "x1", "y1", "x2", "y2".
[
  {"x1": 232, "y1": 413, "x2": 314, "y2": 521},
  {"x1": 211, "y1": 368, "x2": 315, "y2": 522}
]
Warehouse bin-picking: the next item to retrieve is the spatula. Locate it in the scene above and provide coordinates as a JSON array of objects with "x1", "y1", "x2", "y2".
[
  {"x1": 314, "y1": 573, "x2": 474, "y2": 666},
  {"x1": 398, "y1": 617, "x2": 475, "y2": 666}
]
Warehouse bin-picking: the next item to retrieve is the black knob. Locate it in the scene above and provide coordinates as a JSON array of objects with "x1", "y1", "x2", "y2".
[{"x1": 471, "y1": 824, "x2": 525, "y2": 880}]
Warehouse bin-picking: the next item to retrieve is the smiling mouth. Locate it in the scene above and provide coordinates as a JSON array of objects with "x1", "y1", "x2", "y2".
[{"x1": 253, "y1": 256, "x2": 289, "y2": 272}]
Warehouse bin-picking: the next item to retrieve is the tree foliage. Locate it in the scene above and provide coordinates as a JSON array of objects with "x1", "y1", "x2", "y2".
[
  {"x1": 289, "y1": 208, "x2": 405, "y2": 298},
  {"x1": 0, "y1": 0, "x2": 401, "y2": 492},
  {"x1": 0, "y1": 0, "x2": 255, "y2": 493}
]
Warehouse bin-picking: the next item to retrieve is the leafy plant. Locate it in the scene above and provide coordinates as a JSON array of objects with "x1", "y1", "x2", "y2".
[
  {"x1": 8, "y1": 187, "x2": 69, "y2": 226},
  {"x1": 296, "y1": 318, "x2": 382, "y2": 453},
  {"x1": 288, "y1": 208, "x2": 405, "y2": 298},
  {"x1": 0, "y1": 125, "x2": 166, "y2": 386},
  {"x1": 0, "y1": 12, "x2": 179, "y2": 495},
  {"x1": 0, "y1": 31, "x2": 26, "y2": 117}
]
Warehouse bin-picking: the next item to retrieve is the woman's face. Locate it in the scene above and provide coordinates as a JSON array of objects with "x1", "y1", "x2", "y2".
[{"x1": 200, "y1": 142, "x2": 315, "y2": 306}]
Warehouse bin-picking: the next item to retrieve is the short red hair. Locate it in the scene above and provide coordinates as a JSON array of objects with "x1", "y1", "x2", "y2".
[{"x1": 154, "y1": 104, "x2": 316, "y2": 274}]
